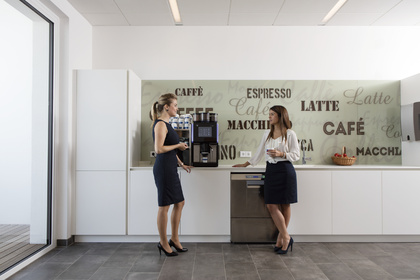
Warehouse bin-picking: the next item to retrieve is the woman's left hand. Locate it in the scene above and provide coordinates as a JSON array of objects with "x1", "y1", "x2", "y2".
[
  {"x1": 267, "y1": 149, "x2": 284, "y2": 158},
  {"x1": 182, "y1": 164, "x2": 192, "y2": 173}
]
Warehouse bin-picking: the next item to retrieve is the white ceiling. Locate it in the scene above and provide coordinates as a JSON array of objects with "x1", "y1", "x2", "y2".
[{"x1": 66, "y1": 0, "x2": 420, "y2": 26}]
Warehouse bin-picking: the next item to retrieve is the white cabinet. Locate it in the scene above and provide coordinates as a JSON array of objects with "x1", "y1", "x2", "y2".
[
  {"x1": 75, "y1": 171, "x2": 126, "y2": 235},
  {"x1": 76, "y1": 70, "x2": 126, "y2": 170},
  {"x1": 128, "y1": 170, "x2": 172, "y2": 235},
  {"x1": 289, "y1": 170, "x2": 332, "y2": 234},
  {"x1": 74, "y1": 69, "x2": 141, "y2": 235},
  {"x1": 332, "y1": 171, "x2": 382, "y2": 234},
  {"x1": 180, "y1": 169, "x2": 230, "y2": 235},
  {"x1": 383, "y1": 170, "x2": 420, "y2": 234}
]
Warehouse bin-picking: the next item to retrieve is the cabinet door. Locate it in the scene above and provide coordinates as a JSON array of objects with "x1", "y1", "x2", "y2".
[
  {"x1": 332, "y1": 171, "x2": 382, "y2": 234},
  {"x1": 128, "y1": 170, "x2": 172, "y2": 235},
  {"x1": 75, "y1": 171, "x2": 126, "y2": 235},
  {"x1": 288, "y1": 170, "x2": 332, "y2": 234},
  {"x1": 383, "y1": 170, "x2": 420, "y2": 234},
  {"x1": 76, "y1": 70, "x2": 127, "y2": 171},
  {"x1": 181, "y1": 170, "x2": 230, "y2": 235}
]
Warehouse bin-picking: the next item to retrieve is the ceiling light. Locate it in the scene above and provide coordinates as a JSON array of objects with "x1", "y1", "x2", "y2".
[
  {"x1": 168, "y1": 0, "x2": 182, "y2": 25},
  {"x1": 319, "y1": 0, "x2": 348, "y2": 26}
]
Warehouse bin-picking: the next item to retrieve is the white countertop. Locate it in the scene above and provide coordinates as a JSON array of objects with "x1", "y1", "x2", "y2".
[{"x1": 131, "y1": 164, "x2": 420, "y2": 171}]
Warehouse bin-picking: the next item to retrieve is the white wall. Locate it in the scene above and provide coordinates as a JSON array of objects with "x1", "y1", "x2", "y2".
[
  {"x1": 47, "y1": 0, "x2": 93, "y2": 241},
  {"x1": 92, "y1": 26, "x2": 420, "y2": 80}
]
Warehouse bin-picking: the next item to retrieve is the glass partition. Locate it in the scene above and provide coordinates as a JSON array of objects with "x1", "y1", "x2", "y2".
[{"x1": 0, "y1": 0, "x2": 53, "y2": 274}]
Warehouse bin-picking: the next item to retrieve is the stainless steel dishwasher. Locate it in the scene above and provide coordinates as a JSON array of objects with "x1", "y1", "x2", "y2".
[{"x1": 231, "y1": 173, "x2": 278, "y2": 243}]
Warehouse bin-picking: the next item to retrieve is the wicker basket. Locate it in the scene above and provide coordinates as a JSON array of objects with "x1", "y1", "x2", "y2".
[{"x1": 331, "y1": 147, "x2": 356, "y2": 166}]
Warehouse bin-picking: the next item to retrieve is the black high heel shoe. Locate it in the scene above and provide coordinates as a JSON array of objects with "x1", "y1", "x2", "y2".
[
  {"x1": 169, "y1": 239, "x2": 188, "y2": 252},
  {"x1": 277, "y1": 237, "x2": 293, "y2": 255},
  {"x1": 157, "y1": 243, "x2": 178, "y2": 257}
]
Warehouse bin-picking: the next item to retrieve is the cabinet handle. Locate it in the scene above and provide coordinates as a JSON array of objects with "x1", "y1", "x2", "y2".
[{"x1": 247, "y1": 185, "x2": 261, "y2": 189}]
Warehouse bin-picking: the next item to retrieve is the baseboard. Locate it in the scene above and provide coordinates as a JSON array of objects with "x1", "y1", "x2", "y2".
[
  {"x1": 73, "y1": 235, "x2": 420, "y2": 243},
  {"x1": 57, "y1": 235, "x2": 75, "y2": 247},
  {"x1": 74, "y1": 235, "x2": 231, "y2": 243}
]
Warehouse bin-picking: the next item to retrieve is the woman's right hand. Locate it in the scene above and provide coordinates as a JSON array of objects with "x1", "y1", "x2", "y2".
[
  {"x1": 232, "y1": 162, "x2": 249, "y2": 168},
  {"x1": 178, "y1": 142, "x2": 188, "y2": 151}
]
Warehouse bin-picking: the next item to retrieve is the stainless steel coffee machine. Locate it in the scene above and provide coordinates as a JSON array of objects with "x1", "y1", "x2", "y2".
[{"x1": 191, "y1": 113, "x2": 219, "y2": 167}]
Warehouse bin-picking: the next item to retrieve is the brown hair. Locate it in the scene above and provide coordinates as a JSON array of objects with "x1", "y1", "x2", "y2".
[
  {"x1": 266, "y1": 105, "x2": 292, "y2": 143},
  {"x1": 149, "y1": 93, "x2": 177, "y2": 124}
]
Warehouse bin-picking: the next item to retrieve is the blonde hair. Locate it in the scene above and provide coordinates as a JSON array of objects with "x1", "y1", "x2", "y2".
[{"x1": 150, "y1": 93, "x2": 177, "y2": 124}]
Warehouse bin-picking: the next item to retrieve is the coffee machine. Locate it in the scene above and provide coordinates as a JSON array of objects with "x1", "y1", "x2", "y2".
[{"x1": 191, "y1": 113, "x2": 219, "y2": 167}]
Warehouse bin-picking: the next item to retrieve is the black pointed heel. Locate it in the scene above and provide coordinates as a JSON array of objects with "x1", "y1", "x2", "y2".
[
  {"x1": 169, "y1": 239, "x2": 188, "y2": 252},
  {"x1": 277, "y1": 237, "x2": 293, "y2": 255},
  {"x1": 157, "y1": 243, "x2": 178, "y2": 257}
]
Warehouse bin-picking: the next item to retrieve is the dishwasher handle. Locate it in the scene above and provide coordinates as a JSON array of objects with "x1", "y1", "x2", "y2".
[{"x1": 246, "y1": 180, "x2": 264, "y2": 189}]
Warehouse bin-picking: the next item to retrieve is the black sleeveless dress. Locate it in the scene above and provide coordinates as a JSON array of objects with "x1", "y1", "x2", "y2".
[{"x1": 152, "y1": 119, "x2": 184, "y2": 206}]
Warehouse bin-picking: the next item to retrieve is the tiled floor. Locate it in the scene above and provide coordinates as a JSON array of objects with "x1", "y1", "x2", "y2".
[{"x1": 6, "y1": 242, "x2": 420, "y2": 280}]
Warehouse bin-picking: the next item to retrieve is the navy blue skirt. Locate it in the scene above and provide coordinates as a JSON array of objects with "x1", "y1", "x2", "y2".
[{"x1": 264, "y1": 161, "x2": 297, "y2": 204}]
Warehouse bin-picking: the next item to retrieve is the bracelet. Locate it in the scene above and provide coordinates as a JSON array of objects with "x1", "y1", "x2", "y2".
[{"x1": 179, "y1": 162, "x2": 184, "y2": 167}]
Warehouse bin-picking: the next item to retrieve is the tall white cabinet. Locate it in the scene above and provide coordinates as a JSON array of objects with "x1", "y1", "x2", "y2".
[{"x1": 74, "y1": 69, "x2": 141, "y2": 235}]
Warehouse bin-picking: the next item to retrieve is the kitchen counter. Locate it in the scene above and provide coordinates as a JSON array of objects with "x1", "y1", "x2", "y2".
[{"x1": 131, "y1": 164, "x2": 420, "y2": 171}]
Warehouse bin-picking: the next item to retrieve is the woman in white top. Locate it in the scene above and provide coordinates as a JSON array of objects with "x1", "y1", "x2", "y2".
[{"x1": 233, "y1": 105, "x2": 300, "y2": 254}]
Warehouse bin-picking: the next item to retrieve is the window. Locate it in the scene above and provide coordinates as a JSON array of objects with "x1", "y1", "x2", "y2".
[{"x1": 0, "y1": 0, "x2": 53, "y2": 274}]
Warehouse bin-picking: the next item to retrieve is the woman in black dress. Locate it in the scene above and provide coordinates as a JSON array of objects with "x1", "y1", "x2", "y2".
[
  {"x1": 233, "y1": 105, "x2": 300, "y2": 254},
  {"x1": 151, "y1": 93, "x2": 192, "y2": 257}
]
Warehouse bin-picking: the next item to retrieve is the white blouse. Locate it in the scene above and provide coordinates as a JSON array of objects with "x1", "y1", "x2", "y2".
[{"x1": 248, "y1": 129, "x2": 300, "y2": 166}]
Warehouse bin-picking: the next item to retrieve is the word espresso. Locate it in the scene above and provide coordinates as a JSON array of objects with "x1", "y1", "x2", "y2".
[{"x1": 247, "y1": 88, "x2": 292, "y2": 99}]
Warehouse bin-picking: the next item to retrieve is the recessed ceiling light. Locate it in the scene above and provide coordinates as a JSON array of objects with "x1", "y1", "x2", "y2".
[
  {"x1": 168, "y1": 0, "x2": 182, "y2": 25},
  {"x1": 319, "y1": 0, "x2": 348, "y2": 26}
]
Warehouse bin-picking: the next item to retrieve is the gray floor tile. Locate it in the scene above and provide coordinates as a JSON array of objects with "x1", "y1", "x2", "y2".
[
  {"x1": 352, "y1": 243, "x2": 391, "y2": 257},
  {"x1": 158, "y1": 252, "x2": 194, "y2": 280},
  {"x1": 85, "y1": 243, "x2": 121, "y2": 256},
  {"x1": 17, "y1": 262, "x2": 72, "y2": 280},
  {"x1": 258, "y1": 268, "x2": 294, "y2": 280},
  {"x1": 124, "y1": 272, "x2": 159, "y2": 280},
  {"x1": 47, "y1": 248, "x2": 86, "y2": 263},
  {"x1": 223, "y1": 244, "x2": 253, "y2": 263},
  {"x1": 196, "y1": 243, "x2": 224, "y2": 254},
  {"x1": 56, "y1": 254, "x2": 109, "y2": 279},
  {"x1": 324, "y1": 243, "x2": 368, "y2": 260},
  {"x1": 193, "y1": 253, "x2": 225, "y2": 279},
  {"x1": 343, "y1": 259, "x2": 396, "y2": 280},
  {"x1": 102, "y1": 255, "x2": 139, "y2": 268},
  {"x1": 288, "y1": 264, "x2": 329, "y2": 280},
  {"x1": 299, "y1": 243, "x2": 342, "y2": 264},
  {"x1": 225, "y1": 262, "x2": 259, "y2": 280},
  {"x1": 158, "y1": 266, "x2": 193, "y2": 280},
  {"x1": 367, "y1": 255, "x2": 420, "y2": 279},
  {"x1": 90, "y1": 267, "x2": 131, "y2": 280},
  {"x1": 317, "y1": 263, "x2": 363, "y2": 280},
  {"x1": 281, "y1": 256, "x2": 316, "y2": 268},
  {"x1": 249, "y1": 247, "x2": 286, "y2": 269},
  {"x1": 130, "y1": 253, "x2": 165, "y2": 273}
]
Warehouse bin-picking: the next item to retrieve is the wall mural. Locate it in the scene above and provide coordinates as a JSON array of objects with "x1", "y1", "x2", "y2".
[{"x1": 140, "y1": 80, "x2": 401, "y2": 166}]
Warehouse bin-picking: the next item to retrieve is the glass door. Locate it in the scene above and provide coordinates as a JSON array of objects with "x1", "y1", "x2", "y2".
[{"x1": 0, "y1": 0, "x2": 53, "y2": 274}]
